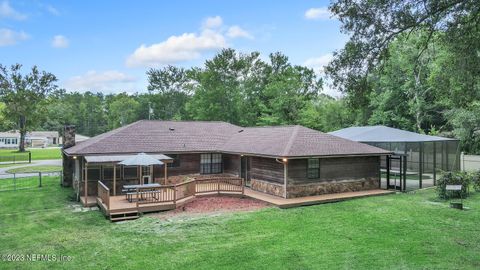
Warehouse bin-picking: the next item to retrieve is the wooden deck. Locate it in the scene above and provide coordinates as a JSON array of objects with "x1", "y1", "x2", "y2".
[
  {"x1": 82, "y1": 177, "x2": 394, "y2": 221},
  {"x1": 80, "y1": 196, "x2": 97, "y2": 207},
  {"x1": 244, "y1": 188, "x2": 394, "y2": 208}
]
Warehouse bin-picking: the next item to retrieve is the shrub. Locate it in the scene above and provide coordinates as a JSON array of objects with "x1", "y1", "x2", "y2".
[
  {"x1": 436, "y1": 171, "x2": 471, "y2": 199},
  {"x1": 472, "y1": 170, "x2": 480, "y2": 192}
]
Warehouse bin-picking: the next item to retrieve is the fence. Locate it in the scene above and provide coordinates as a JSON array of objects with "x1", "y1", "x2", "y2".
[
  {"x1": 0, "y1": 152, "x2": 32, "y2": 164},
  {"x1": 461, "y1": 152, "x2": 480, "y2": 172},
  {"x1": 0, "y1": 171, "x2": 62, "y2": 192}
]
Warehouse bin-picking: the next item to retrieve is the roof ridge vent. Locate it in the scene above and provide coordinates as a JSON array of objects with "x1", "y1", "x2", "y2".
[
  {"x1": 169, "y1": 128, "x2": 175, "y2": 131},
  {"x1": 238, "y1": 129, "x2": 244, "y2": 133}
]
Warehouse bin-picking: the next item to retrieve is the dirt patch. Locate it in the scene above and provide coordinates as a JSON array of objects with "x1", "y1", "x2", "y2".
[{"x1": 150, "y1": 196, "x2": 271, "y2": 219}]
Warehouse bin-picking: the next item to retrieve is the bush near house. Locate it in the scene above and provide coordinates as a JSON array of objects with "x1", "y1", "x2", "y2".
[
  {"x1": 472, "y1": 171, "x2": 480, "y2": 192},
  {"x1": 436, "y1": 171, "x2": 471, "y2": 199}
]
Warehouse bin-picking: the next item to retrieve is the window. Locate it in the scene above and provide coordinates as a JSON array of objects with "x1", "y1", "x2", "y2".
[
  {"x1": 6, "y1": 138, "x2": 11, "y2": 145},
  {"x1": 307, "y1": 158, "x2": 320, "y2": 179},
  {"x1": 87, "y1": 166, "x2": 101, "y2": 180},
  {"x1": 103, "y1": 166, "x2": 121, "y2": 180},
  {"x1": 123, "y1": 166, "x2": 138, "y2": 179},
  {"x1": 200, "y1": 153, "x2": 222, "y2": 174},
  {"x1": 167, "y1": 154, "x2": 180, "y2": 168}
]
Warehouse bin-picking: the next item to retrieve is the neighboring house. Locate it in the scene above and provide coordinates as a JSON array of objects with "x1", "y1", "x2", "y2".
[
  {"x1": 27, "y1": 131, "x2": 60, "y2": 147},
  {"x1": 62, "y1": 120, "x2": 390, "y2": 201},
  {"x1": 0, "y1": 131, "x2": 61, "y2": 148},
  {"x1": 0, "y1": 132, "x2": 19, "y2": 148},
  {"x1": 329, "y1": 125, "x2": 460, "y2": 190}
]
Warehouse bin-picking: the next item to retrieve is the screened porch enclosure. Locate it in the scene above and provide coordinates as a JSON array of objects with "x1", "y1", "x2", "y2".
[
  {"x1": 329, "y1": 126, "x2": 461, "y2": 191},
  {"x1": 371, "y1": 140, "x2": 460, "y2": 191}
]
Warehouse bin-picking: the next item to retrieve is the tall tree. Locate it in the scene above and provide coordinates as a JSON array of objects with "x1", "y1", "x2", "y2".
[
  {"x1": 147, "y1": 65, "x2": 191, "y2": 120},
  {"x1": 326, "y1": 0, "x2": 480, "y2": 109},
  {"x1": 0, "y1": 64, "x2": 57, "y2": 151}
]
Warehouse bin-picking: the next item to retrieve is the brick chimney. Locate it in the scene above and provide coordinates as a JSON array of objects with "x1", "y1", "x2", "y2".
[
  {"x1": 62, "y1": 125, "x2": 76, "y2": 187},
  {"x1": 63, "y1": 125, "x2": 76, "y2": 149}
]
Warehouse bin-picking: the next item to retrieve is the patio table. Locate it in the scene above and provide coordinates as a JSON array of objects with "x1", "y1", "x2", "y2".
[{"x1": 123, "y1": 183, "x2": 161, "y2": 202}]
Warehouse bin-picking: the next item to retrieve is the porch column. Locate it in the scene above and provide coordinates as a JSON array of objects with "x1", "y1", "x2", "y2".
[
  {"x1": 150, "y1": 165, "x2": 153, "y2": 183},
  {"x1": 283, "y1": 159, "x2": 288, "y2": 199},
  {"x1": 139, "y1": 166, "x2": 143, "y2": 185},
  {"x1": 113, "y1": 164, "x2": 117, "y2": 196},
  {"x1": 164, "y1": 163, "x2": 168, "y2": 184},
  {"x1": 84, "y1": 163, "x2": 88, "y2": 206}
]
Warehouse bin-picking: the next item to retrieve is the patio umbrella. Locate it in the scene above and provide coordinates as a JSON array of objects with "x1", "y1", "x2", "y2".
[{"x1": 118, "y1": 153, "x2": 164, "y2": 166}]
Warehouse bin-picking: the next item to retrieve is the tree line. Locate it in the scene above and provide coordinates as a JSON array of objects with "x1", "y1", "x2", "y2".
[
  {"x1": 1, "y1": 0, "x2": 479, "y2": 154},
  {"x1": 0, "y1": 49, "x2": 352, "y2": 146}
]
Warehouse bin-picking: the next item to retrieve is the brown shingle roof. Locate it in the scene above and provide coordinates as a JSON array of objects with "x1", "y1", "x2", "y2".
[
  {"x1": 222, "y1": 125, "x2": 390, "y2": 157},
  {"x1": 64, "y1": 120, "x2": 240, "y2": 155},
  {"x1": 64, "y1": 120, "x2": 390, "y2": 157}
]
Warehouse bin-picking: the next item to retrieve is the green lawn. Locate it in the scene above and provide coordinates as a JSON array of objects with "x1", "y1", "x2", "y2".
[
  {"x1": 6, "y1": 165, "x2": 62, "y2": 174},
  {"x1": 0, "y1": 148, "x2": 61, "y2": 161},
  {"x1": 1, "y1": 178, "x2": 479, "y2": 269}
]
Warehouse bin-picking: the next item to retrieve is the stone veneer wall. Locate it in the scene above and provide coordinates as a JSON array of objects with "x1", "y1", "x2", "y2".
[
  {"x1": 251, "y1": 178, "x2": 285, "y2": 197},
  {"x1": 286, "y1": 178, "x2": 379, "y2": 198}
]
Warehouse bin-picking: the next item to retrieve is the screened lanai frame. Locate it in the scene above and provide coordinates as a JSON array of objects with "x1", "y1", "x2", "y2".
[
  {"x1": 368, "y1": 140, "x2": 461, "y2": 191},
  {"x1": 329, "y1": 126, "x2": 461, "y2": 191}
]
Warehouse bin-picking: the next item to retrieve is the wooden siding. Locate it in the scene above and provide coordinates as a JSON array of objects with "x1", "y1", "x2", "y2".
[
  {"x1": 154, "y1": 153, "x2": 200, "y2": 177},
  {"x1": 250, "y1": 156, "x2": 284, "y2": 184},
  {"x1": 288, "y1": 156, "x2": 380, "y2": 185}
]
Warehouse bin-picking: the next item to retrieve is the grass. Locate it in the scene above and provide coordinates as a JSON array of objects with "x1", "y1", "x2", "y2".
[
  {"x1": 0, "y1": 175, "x2": 59, "y2": 191},
  {"x1": 6, "y1": 165, "x2": 62, "y2": 174},
  {"x1": 1, "y1": 178, "x2": 479, "y2": 269},
  {"x1": 0, "y1": 148, "x2": 61, "y2": 161}
]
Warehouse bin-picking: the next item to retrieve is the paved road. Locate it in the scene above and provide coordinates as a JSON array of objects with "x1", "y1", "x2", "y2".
[{"x1": 0, "y1": 159, "x2": 62, "y2": 179}]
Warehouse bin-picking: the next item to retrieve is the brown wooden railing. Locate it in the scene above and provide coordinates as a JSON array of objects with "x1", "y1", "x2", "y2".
[
  {"x1": 136, "y1": 185, "x2": 176, "y2": 206},
  {"x1": 195, "y1": 177, "x2": 244, "y2": 195},
  {"x1": 99, "y1": 177, "x2": 245, "y2": 212},
  {"x1": 175, "y1": 179, "x2": 196, "y2": 201},
  {"x1": 97, "y1": 181, "x2": 110, "y2": 210}
]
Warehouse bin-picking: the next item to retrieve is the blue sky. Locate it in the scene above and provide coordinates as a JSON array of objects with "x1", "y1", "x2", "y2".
[{"x1": 0, "y1": 0, "x2": 347, "y2": 96}]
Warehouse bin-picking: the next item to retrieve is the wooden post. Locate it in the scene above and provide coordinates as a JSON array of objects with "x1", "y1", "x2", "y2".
[
  {"x1": 136, "y1": 187, "x2": 139, "y2": 210},
  {"x1": 164, "y1": 164, "x2": 168, "y2": 184},
  {"x1": 139, "y1": 166, "x2": 143, "y2": 185},
  {"x1": 84, "y1": 163, "x2": 88, "y2": 206},
  {"x1": 241, "y1": 178, "x2": 245, "y2": 195},
  {"x1": 113, "y1": 164, "x2": 117, "y2": 196},
  {"x1": 150, "y1": 165, "x2": 153, "y2": 184}
]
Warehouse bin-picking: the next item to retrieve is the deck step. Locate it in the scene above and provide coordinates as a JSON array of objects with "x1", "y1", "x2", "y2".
[
  {"x1": 109, "y1": 210, "x2": 140, "y2": 222},
  {"x1": 110, "y1": 215, "x2": 139, "y2": 222}
]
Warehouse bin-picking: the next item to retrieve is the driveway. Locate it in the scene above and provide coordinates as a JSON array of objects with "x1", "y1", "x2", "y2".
[{"x1": 0, "y1": 159, "x2": 62, "y2": 178}]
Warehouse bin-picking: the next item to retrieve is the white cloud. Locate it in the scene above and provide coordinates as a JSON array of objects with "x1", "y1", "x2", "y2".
[
  {"x1": 0, "y1": 1, "x2": 27, "y2": 20},
  {"x1": 304, "y1": 7, "x2": 331, "y2": 20},
  {"x1": 303, "y1": 53, "x2": 333, "y2": 74},
  {"x1": 126, "y1": 29, "x2": 227, "y2": 67},
  {"x1": 46, "y1": 5, "x2": 60, "y2": 16},
  {"x1": 51, "y1": 35, "x2": 69, "y2": 48},
  {"x1": 64, "y1": 70, "x2": 137, "y2": 92},
  {"x1": 202, "y1": 15, "x2": 223, "y2": 29},
  {"x1": 0, "y1": 28, "x2": 28, "y2": 46},
  {"x1": 226, "y1": 26, "x2": 253, "y2": 39}
]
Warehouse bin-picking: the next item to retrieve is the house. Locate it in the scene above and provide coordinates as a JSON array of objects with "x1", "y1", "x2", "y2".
[
  {"x1": 62, "y1": 120, "x2": 391, "y2": 206},
  {"x1": 329, "y1": 125, "x2": 460, "y2": 191},
  {"x1": 0, "y1": 130, "x2": 61, "y2": 148},
  {"x1": 0, "y1": 131, "x2": 19, "y2": 148}
]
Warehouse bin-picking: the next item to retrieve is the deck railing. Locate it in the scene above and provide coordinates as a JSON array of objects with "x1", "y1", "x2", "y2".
[
  {"x1": 175, "y1": 179, "x2": 196, "y2": 201},
  {"x1": 97, "y1": 181, "x2": 110, "y2": 210},
  {"x1": 195, "y1": 177, "x2": 244, "y2": 195},
  {"x1": 135, "y1": 185, "x2": 176, "y2": 206},
  {"x1": 98, "y1": 177, "x2": 245, "y2": 212}
]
